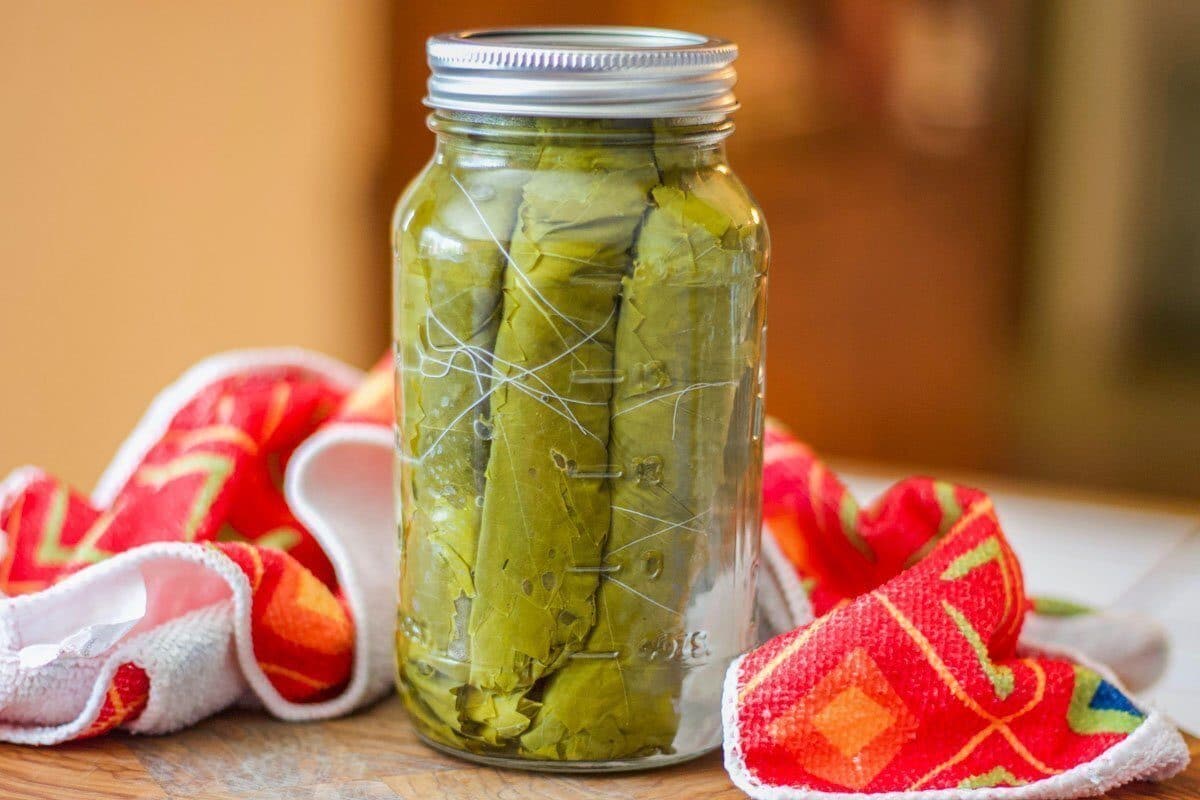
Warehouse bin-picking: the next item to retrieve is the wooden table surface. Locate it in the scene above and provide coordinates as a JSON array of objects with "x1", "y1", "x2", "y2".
[{"x1": 0, "y1": 694, "x2": 1195, "y2": 800}]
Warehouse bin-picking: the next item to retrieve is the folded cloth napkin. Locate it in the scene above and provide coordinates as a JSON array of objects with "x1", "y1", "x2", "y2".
[
  {"x1": 725, "y1": 422, "x2": 1189, "y2": 798},
  {"x1": 0, "y1": 348, "x2": 1187, "y2": 799}
]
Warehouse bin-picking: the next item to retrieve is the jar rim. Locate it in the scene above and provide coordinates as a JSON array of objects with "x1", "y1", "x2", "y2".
[{"x1": 424, "y1": 26, "x2": 739, "y2": 119}]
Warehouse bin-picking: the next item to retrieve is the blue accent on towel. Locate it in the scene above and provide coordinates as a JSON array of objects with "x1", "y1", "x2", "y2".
[{"x1": 1090, "y1": 679, "x2": 1142, "y2": 716}]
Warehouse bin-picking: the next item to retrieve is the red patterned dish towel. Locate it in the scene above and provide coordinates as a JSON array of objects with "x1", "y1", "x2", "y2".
[
  {"x1": 724, "y1": 422, "x2": 1189, "y2": 798},
  {"x1": 0, "y1": 350, "x2": 396, "y2": 743}
]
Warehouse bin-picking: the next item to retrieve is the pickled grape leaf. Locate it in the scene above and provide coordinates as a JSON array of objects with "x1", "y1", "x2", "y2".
[
  {"x1": 396, "y1": 120, "x2": 766, "y2": 760},
  {"x1": 520, "y1": 161, "x2": 763, "y2": 760},
  {"x1": 396, "y1": 151, "x2": 532, "y2": 742},
  {"x1": 465, "y1": 139, "x2": 659, "y2": 744}
]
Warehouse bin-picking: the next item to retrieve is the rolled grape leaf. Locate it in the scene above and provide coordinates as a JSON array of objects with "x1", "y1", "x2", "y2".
[
  {"x1": 466, "y1": 136, "x2": 659, "y2": 745},
  {"x1": 521, "y1": 158, "x2": 765, "y2": 760},
  {"x1": 395, "y1": 147, "x2": 532, "y2": 742}
]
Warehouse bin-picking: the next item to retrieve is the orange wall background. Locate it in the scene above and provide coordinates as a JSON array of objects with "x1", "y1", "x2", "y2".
[{"x1": 0, "y1": 2, "x2": 394, "y2": 486}]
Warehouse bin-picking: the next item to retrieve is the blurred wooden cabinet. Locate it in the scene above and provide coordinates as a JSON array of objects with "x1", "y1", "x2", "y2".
[
  {"x1": 1017, "y1": 0, "x2": 1200, "y2": 497},
  {"x1": 386, "y1": 0, "x2": 1033, "y2": 475}
]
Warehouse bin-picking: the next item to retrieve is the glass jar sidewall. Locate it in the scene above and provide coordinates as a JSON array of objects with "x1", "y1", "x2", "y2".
[{"x1": 392, "y1": 116, "x2": 767, "y2": 765}]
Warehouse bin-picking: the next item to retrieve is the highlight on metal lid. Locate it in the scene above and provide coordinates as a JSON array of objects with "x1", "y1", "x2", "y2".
[{"x1": 424, "y1": 26, "x2": 739, "y2": 119}]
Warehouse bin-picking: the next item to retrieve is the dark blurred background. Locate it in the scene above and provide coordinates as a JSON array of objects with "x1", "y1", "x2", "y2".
[{"x1": 2, "y1": 1, "x2": 1198, "y2": 498}]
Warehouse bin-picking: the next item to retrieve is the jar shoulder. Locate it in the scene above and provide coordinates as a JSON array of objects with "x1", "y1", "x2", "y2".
[
  {"x1": 392, "y1": 145, "x2": 768, "y2": 270},
  {"x1": 391, "y1": 157, "x2": 445, "y2": 242},
  {"x1": 681, "y1": 163, "x2": 768, "y2": 249}
]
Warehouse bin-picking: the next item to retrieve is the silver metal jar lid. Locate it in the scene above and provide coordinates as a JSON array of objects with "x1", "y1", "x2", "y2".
[{"x1": 424, "y1": 26, "x2": 738, "y2": 119}]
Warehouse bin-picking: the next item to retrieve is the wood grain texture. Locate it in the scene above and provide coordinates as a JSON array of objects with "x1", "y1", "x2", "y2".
[{"x1": 0, "y1": 696, "x2": 1193, "y2": 800}]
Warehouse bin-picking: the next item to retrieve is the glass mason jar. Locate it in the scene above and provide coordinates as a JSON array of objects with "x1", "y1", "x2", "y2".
[{"x1": 392, "y1": 27, "x2": 768, "y2": 771}]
